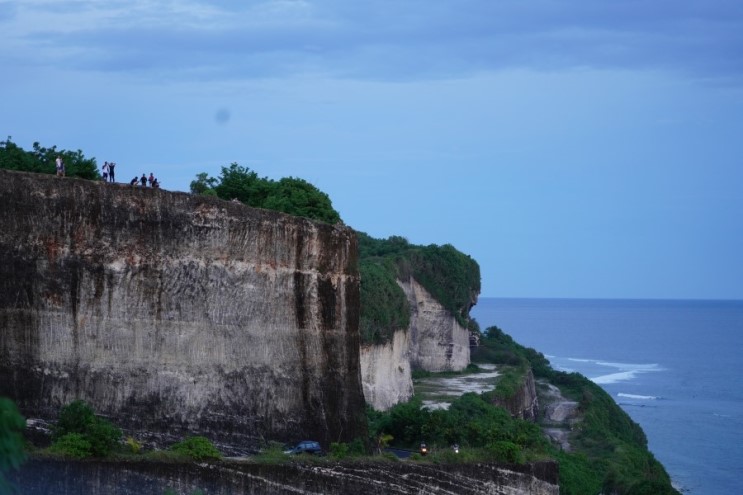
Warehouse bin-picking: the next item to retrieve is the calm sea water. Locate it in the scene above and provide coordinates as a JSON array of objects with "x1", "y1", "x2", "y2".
[{"x1": 471, "y1": 298, "x2": 743, "y2": 495}]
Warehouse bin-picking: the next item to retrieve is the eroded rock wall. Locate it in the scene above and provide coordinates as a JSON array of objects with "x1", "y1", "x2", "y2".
[
  {"x1": 493, "y1": 368, "x2": 539, "y2": 421},
  {"x1": 0, "y1": 170, "x2": 366, "y2": 448},
  {"x1": 359, "y1": 329, "x2": 413, "y2": 410},
  {"x1": 398, "y1": 277, "x2": 470, "y2": 372}
]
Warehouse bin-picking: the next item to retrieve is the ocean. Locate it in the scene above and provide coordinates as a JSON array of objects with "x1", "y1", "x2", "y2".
[{"x1": 470, "y1": 298, "x2": 743, "y2": 495}]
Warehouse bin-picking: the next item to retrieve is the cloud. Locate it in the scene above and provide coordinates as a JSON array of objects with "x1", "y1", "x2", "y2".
[{"x1": 3, "y1": 0, "x2": 743, "y2": 85}]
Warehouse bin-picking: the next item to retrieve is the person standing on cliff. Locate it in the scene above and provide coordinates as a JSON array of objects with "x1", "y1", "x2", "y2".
[
  {"x1": 55, "y1": 156, "x2": 65, "y2": 177},
  {"x1": 102, "y1": 162, "x2": 109, "y2": 181},
  {"x1": 140, "y1": 174, "x2": 147, "y2": 187},
  {"x1": 108, "y1": 161, "x2": 116, "y2": 182}
]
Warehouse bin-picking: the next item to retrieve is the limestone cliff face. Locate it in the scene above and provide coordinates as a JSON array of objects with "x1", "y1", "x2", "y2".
[
  {"x1": 493, "y1": 368, "x2": 539, "y2": 421},
  {"x1": 398, "y1": 277, "x2": 470, "y2": 372},
  {"x1": 359, "y1": 277, "x2": 472, "y2": 408},
  {"x1": 0, "y1": 169, "x2": 366, "y2": 448},
  {"x1": 359, "y1": 329, "x2": 413, "y2": 410}
]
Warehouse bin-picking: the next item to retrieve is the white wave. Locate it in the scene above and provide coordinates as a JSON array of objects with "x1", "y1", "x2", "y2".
[
  {"x1": 592, "y1": 371, "x2": 639, "y2": 384},
  {"x1": 617, "y1": 393, "x2": 660, "y2": 400},
  {"x1": 595, "y1": 361, "x2": 663, "y2": 372}
]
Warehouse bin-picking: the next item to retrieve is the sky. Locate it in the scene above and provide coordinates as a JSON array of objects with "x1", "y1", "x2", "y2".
[{"x1": 2, "y1": 0, "x2": 742, "y2": 300}]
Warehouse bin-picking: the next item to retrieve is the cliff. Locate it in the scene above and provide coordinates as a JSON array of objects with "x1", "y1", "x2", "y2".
[
  {"x1": 359, "y1": 277, "x2": 472, "y2": 410},
  {"x1": 0, "y1": 169, "x2": 366, "y2": 448},
  {"x1": 359, "y1": 329, "x2": 413, "y2": 410},
  {"x1": 399, "y1": 277, "x2": 471, "y2": 372},
  {"x1": 493, "y1": 368, "x2": 539, "y2": 421},
  {"x1": 11, "y1": 458, "x2": 560, "y2": 495}
]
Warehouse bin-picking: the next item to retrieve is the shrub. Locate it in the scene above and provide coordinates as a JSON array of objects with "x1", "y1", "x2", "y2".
[
  {"x1": 486, "y1": 441, "x2": 524, "y2": 464},
  {"x1": 329, "y1": 442, "x2": 349, "y2": 459},
  {"x1": 125, "y1": 436, "x2": 142, "y2": 454},
  {"x1": 48, "y1": 433, "x2": 92, "y2": 459},
  {"x1": 53, "y1": 400, "x2": 95, "y2": 440},
  {"x1": 0, "y1": 398, "x2": 26, "y2": 492},
  {"x1": 50, "y1": 400, "x2": 122, "y2": 458},
  {"x1": 169, "y1": 436, "x2": 221, "y2": 461}
]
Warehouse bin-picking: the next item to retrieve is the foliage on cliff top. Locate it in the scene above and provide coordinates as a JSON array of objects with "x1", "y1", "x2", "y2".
[
  {"x1": 0, "y1": 137, "x2": 99, "y2": 180},
  {"x1": 359, "y1": 260, "x2": 411, "y2": 344},
  {"x1": 472, "y1": 326, "x2": 678, "y2": 495},
  {"x1": 357, "y1": 232, "x2": 481, "y2": 344},
  {"x1": 190, "y1": 163, "x2": 341, "y2": 224}
]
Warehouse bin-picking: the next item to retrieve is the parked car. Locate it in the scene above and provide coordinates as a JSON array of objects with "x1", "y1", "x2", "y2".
[{"x1": 283, "y1": 440, "x2": 324, "y2": 455}]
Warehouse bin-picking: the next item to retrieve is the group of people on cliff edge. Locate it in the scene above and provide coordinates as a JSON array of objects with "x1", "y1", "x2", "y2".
[{"x1": 129, "y1": 172, "x2": 160, "y2": 188}]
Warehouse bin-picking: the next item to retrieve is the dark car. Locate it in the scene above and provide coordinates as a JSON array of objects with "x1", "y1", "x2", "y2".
[{"x1": 283, "y1": 440, "x2": 323, "y2": 455}]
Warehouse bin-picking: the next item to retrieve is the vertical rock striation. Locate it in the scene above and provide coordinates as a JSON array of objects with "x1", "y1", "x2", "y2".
[
  {"x1": 359, "y1": 329, "x2": 413, "y2": 410},
  {"x1": 0, "y1": 169, "x2": 366, "y2": 448},
  {"x1": 398, "y1": 277, "x2": 470, "y2": 372}
]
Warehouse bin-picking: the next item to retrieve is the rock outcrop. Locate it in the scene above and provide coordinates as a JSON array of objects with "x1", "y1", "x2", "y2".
[
  {"x1": 493, "y1": 368, "x2": 539, "y2": 421},
  {"x1": 399, "y1": 277, "x2": 471, "y2": 372},
  {"x1": 360, "y1": 277, "x2": 474, "y2": 409},
  {"x1": 359, "y1": 329, "x2": 413, "y2": 411},
  {"x1": 0, "y1": 169, "x2": 366, "y2": 448},
  {"x1": 12, "y1": 458, "x2": 560, "y2": 495}
]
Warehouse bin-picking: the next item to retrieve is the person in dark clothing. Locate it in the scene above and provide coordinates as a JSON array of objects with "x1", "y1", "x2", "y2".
[
  {"x1": 108, "y1": 162, "x2": 116, "y2": 182},
  {"x1": 130, "y1": 177, "x2": 138, "y2": 186},
  {"x1": 140, "y1": 174, "x2": 147, "y2": 187}
]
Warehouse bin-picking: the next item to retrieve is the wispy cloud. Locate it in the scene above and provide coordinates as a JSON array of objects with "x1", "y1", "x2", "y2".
[{"x1": 3, "y1": 0, "x2": 742, "y2": 84}]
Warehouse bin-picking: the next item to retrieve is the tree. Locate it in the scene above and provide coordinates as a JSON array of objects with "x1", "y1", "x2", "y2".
[
  {"x1": 214, "y1": 163, "x2": 271, "y2": 207},
  {"x1": 0, "y1": 137, "x2": 99, "y2": 179},
  {"x1": 0, "y1": 398, "x2": 26, "y2": 492},
  {"x1": 192, "y1": 163, "x2": 343, "y2": 223},
  {"x1": 263, "y1": 177, "x2": 340, "y2": 224},
  {"x1": 189, "y1": 172, "x2": 218, "y2": 196}
]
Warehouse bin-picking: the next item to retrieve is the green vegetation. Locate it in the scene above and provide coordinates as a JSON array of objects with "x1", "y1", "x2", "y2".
[
  {"x1": 359, "y1": 259, "x2": 410, "y2": 344},
  {"x1": 367, "y1": 393, "x2": 548, "y2": 464},
  {"x1": 357, "y1": 232, "x2": 481, "y2": 344},
  {"x1": 0, "y1": 398, "x2": 26, "y2": 493},
  {"x1": 471, "y1": 325, "x2": 678, "y2": 494},
  {"x1": 328, "y1": 438, "x2": 366, "y2": 459},
  {"x1": 168, "y1": 436, "x2": 222, "y2": 461},
  {"x1": 190, "y1": 163, "x2": 341, "y2": 224},
  {"x1": 0, "y1": 137, "x2": 99, "y2": 180},
  {"x1": 49, "y1": 400, "x2": 122, "y2": 458}
]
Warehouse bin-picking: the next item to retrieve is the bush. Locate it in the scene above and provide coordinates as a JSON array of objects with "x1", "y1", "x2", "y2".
[
  {"x1": 53, "y1": 400, "x2": 95, "y2": 440},
  {"x1": 194, "y1": 163, "x2": 342, "y2": 224},
  {"x1": 50, "y1": 400, "x2": 122, "y2": 458},
  {"x1": 169, "y1": 436, "x2": 222, "y2": 461},
  {"x1": 0, "y1": 398, "x2": 26, "y2": 492},
  {"x1": 486, "y1": 441, "x2": 524, "y2": 464},
  {"x1": 125, "y1": 436, "x2": 142, "y2": 454},
  {"x1": 48, "y1": 433, "x2": 92, "y2": 459}
]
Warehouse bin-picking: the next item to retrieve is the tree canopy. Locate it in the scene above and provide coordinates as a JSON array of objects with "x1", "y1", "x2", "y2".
[
  {"x1": 358, "y1": 232, "x2": 481, "y2": 344},
  {"x1": 0, "y1": 398, "x2": 26, "y2": 492},
  {"x1": 191, "y1": 163, "x2": 341, "y2": 224},
  {"x1": 0, "y1": 137, "x2": 99, "y2": 179}
]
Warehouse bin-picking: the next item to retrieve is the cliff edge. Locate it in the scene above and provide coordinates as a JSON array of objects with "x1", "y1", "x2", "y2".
[{"x1": 0, "y1": 169, "x2": 366, "y2": 448}]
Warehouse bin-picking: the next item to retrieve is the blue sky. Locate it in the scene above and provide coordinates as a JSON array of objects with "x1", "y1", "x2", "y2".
[{"x1": 2, "y1": 1, "x2": 742, "y2": 299}]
